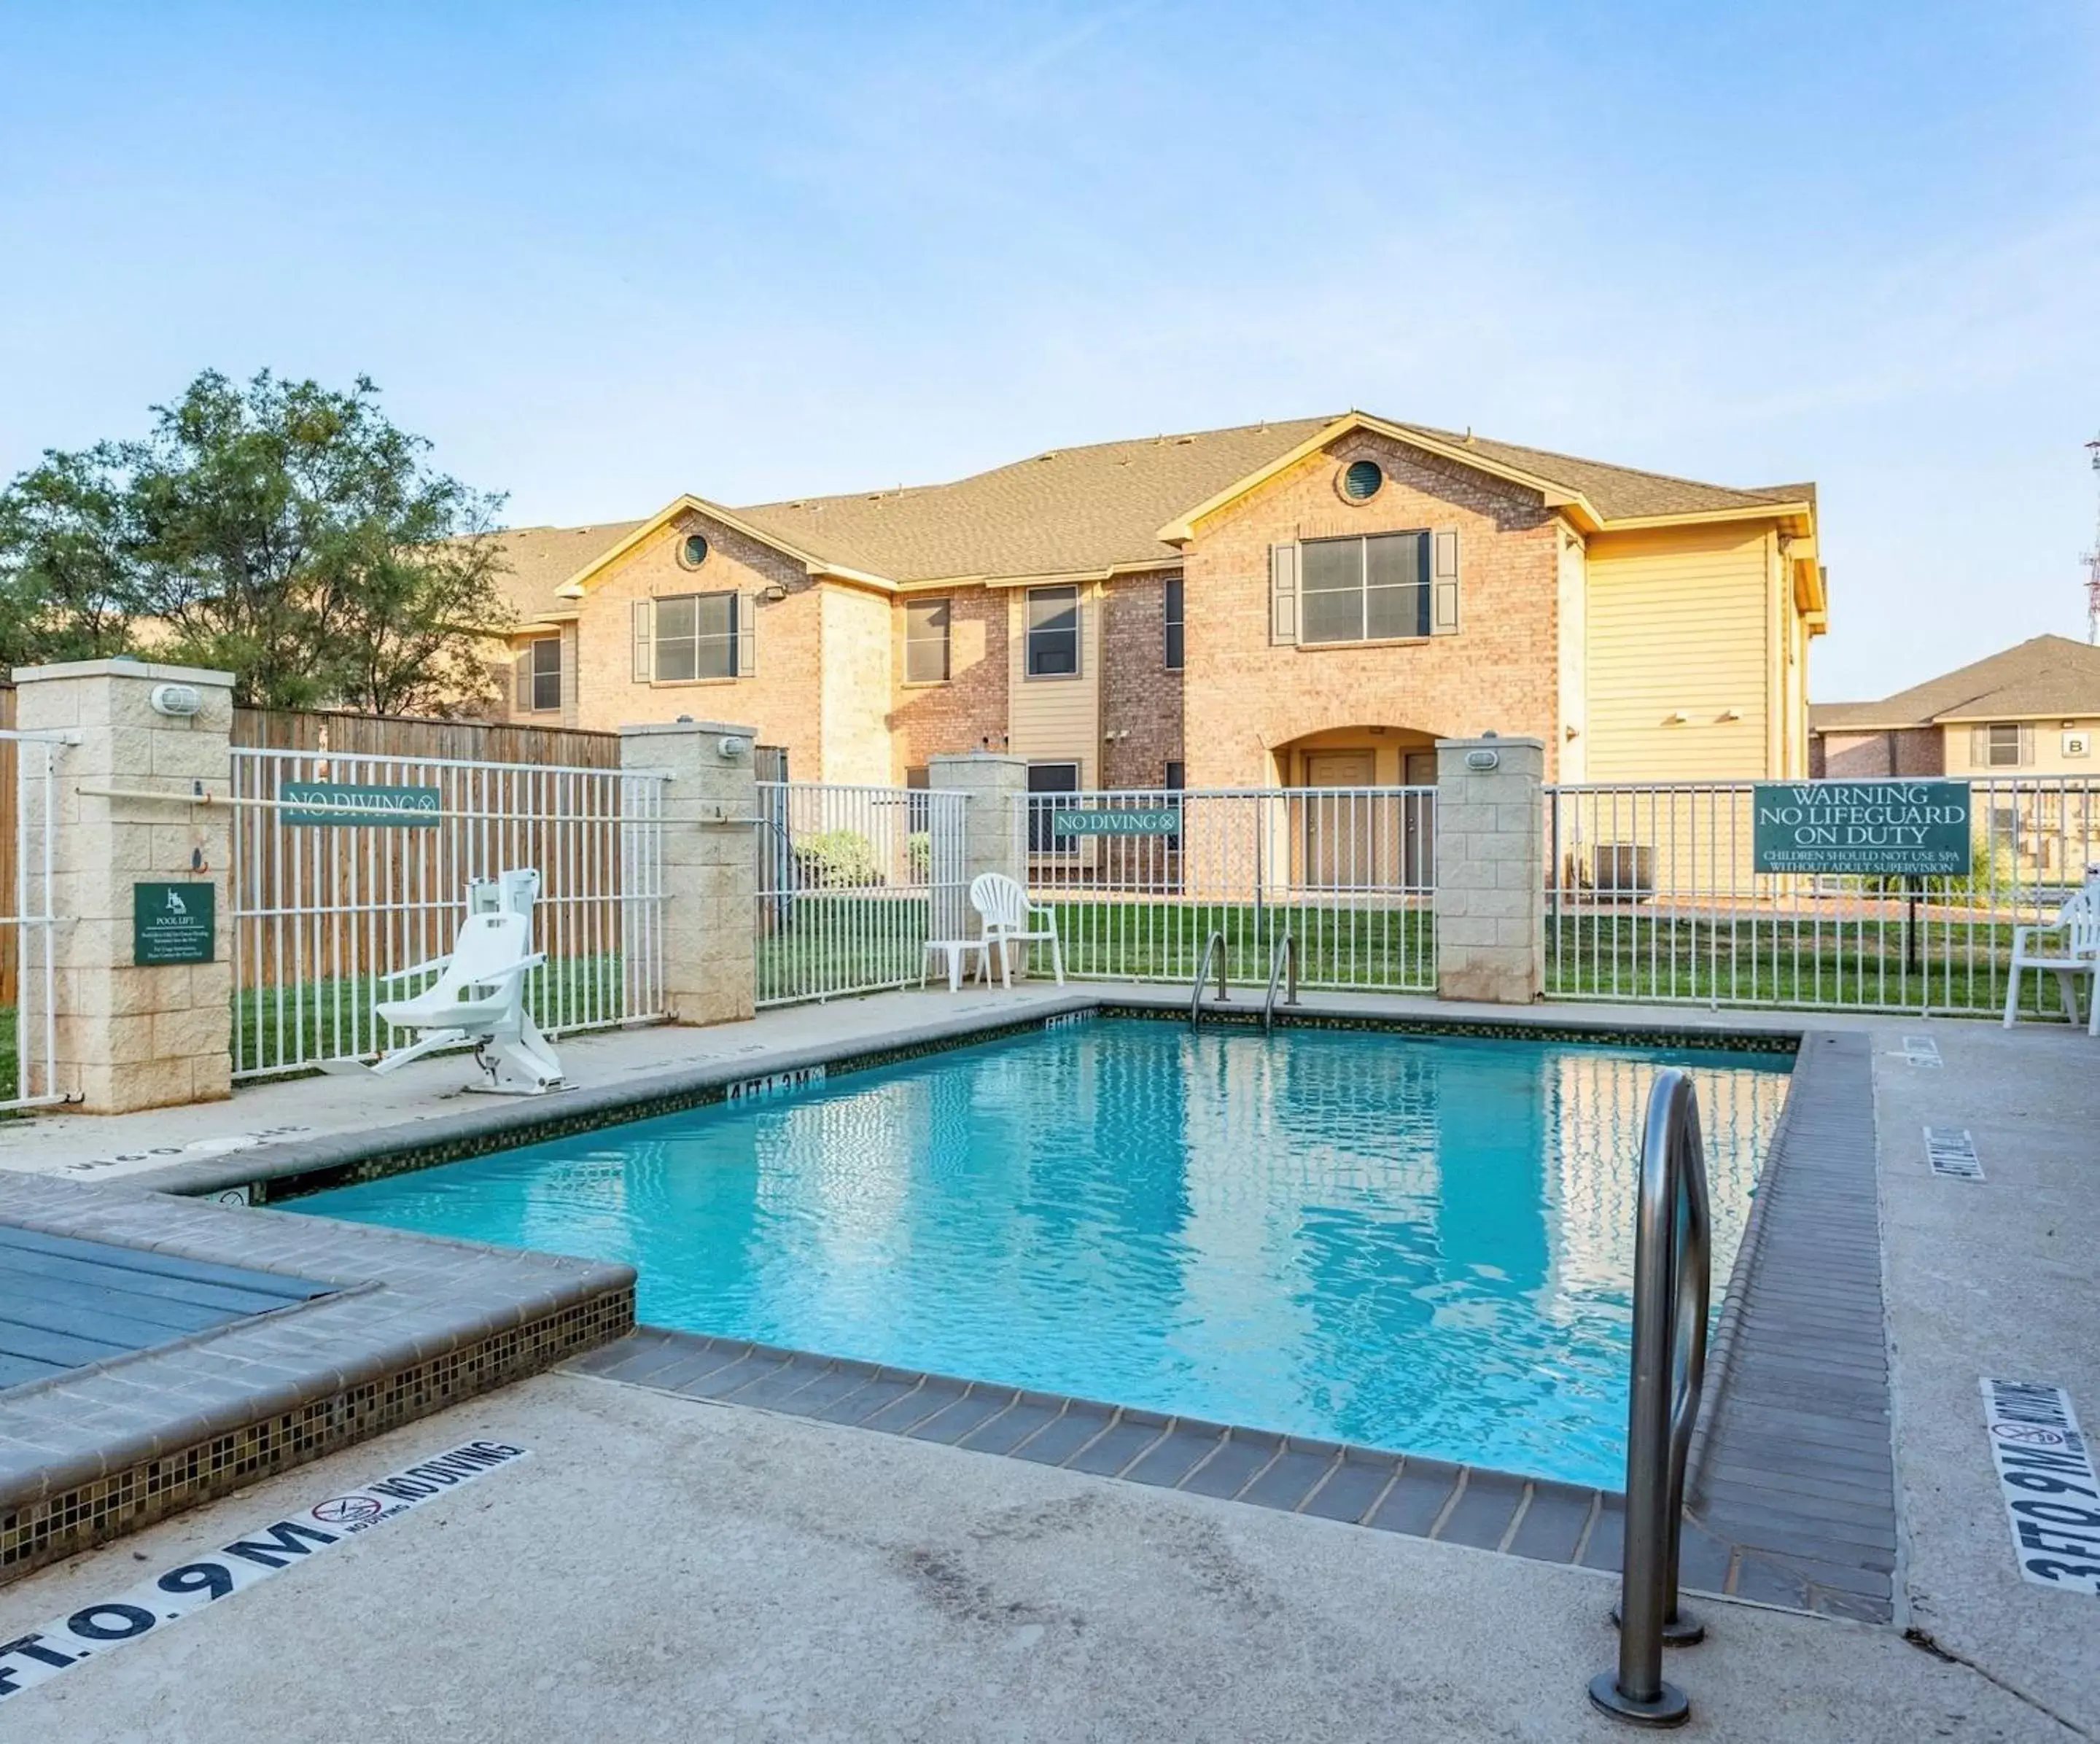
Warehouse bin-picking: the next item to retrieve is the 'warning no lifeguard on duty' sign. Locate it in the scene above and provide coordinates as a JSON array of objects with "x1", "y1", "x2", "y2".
[{"x1": 1751, "y1": 781, "x2": 1973, "y2": 877}]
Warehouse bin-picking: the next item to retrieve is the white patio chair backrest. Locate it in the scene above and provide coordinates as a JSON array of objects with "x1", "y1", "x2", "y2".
[
  {"x1": 970, "y1": 872, "x2": 1030, "y2": 933},
  {"x1": 2059, "y1": 885, "x2": 2100, "y2": 957}
]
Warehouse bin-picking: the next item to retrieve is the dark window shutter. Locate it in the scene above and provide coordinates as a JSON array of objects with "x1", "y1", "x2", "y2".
[
  {"x1": 1431, "y1": 529, "x2": 1461, "y2": 635},
  {"x1": 1269, "y1": 542, "x2": 1300, "y2": 645},
  {"x1": 631, "y1": 599, "x2": 654, "y2": 683}
]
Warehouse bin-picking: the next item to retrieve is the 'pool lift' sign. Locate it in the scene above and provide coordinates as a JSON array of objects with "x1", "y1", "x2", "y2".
[{"x1": 1751, "y1": 781, "x2": 1973, "y2": 877}]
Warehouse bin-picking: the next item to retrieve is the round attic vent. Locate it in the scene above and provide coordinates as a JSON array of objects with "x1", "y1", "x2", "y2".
[
  {"x1": 678, "y1": 534, "x2": 710, "y2": 569},
  {"x1": 1340, "y1": 459, "x2": 1384, "y2": 502}
]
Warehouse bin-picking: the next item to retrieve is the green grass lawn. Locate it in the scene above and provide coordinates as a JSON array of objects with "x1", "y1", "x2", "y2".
[{"x1": 233, "y1": 954, "x2": 639, "y2": 1075}]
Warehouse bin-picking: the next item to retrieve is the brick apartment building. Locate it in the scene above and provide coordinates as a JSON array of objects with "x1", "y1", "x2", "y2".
[{"x1": 487, "y1": 411, "x2": 1825, "y2": 799}]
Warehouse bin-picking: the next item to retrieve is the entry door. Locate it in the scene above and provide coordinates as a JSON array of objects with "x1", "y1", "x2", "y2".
[
  {"x1": 1304, "y1": 751, "x2": 1377, "y2": 889},
  {"x1": 1402, "y1": 751, "x2": 1436, "y2": 887}
]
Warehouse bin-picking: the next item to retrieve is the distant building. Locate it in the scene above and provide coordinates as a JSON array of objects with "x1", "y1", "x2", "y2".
[
  {"x1": 481, "y1": 410, "x2": 1826, "y2": 792},
  {"x1": 1811, "y1": 635, "x2": 2100, "y2": 779}
]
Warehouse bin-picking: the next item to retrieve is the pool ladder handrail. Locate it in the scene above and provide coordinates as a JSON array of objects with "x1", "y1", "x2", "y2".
[
  {"x1": 1590, "y1": 1067, "x2": 1712, "y2": 1727},
  {"x1": 1261, "y1": 933, "x2": 1299, "y2": 1032},
  {"x1": 1190, "y1": 931, "x2": 1229, "y2": 1028}
]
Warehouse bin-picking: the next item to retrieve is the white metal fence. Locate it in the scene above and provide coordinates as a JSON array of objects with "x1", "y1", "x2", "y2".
[
  {"x1": 1545, "y1": 777, "x2": 2100, "y2": 1014},
  {"x1": 1017, "y1": 786, "x2": 1438, "y2": 992},
  {"x1": 755, "y1": 781, "x2": 968, "y2": 1006},
  {"x1": 230, "y1": 747, "x2": 669, "y2": 1078},
  {"x1": 4, "y1": 731, "x2": 71, "y2": 1110}
]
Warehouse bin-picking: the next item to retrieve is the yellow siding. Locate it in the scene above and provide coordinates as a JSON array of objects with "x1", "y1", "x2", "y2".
[
  {"x1": 1007, "y1": 582, "x2": 1101, "y2": 782},
  {"x1": 1584, "y1": 523, "x2": 1776, "y2": 780},
  {"x1": 1557, "y1": 532, "x2": 1588, "y2": 783},
  {"x1": 1942, "y1": 717, "x2": 2100, "y2": 779}
]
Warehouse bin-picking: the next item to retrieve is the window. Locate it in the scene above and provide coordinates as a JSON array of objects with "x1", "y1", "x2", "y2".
[
  {"x1": 1164, "y1": 577, "x2": 1184, "y2": 671},
  {"x1": 1984, "y1": 723, "x2": 2027, "y2": 768},
  {"x1": 906, "y1": 764, "x2": 930, "y2": 831},
  {"x1": 905, "y1": 598, "x2": 951, "y2": 683},
  {"x1": 654, "y1": 591, "x2": 739, "y2": 681},
  {"x1": 1299, "y1": 531, "x2": 1431, "y2": 645},
  {"x1": 1164, "y1": 759, "x2": 1185, "y2": 848},
  {"x1": 1027, "y1": 760, "x2": 1079, "y2": 852},
  {"x1": 1026, "y1": 585, "x2": 1080, "y2": 677},
  {"x1": 515, "y1": 637, "x2": 561, "y2": 713},
  {"x1": 678, "y1": 533, "x2": 710, "y2": 569}
]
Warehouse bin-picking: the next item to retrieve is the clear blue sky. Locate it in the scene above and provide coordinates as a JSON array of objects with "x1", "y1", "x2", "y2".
[{"x1": 1, "y1": 1, "x2": 2095, "y2": 701}]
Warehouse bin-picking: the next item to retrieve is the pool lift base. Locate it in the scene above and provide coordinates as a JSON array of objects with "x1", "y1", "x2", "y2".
[{"x1": 1587, "y1": 1671, "x2": 1691, "y2": 1728}]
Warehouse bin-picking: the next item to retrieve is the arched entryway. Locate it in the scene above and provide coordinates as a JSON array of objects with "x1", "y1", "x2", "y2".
[{"x1": 1269, "y1": 725, "x2": 1440, "y2": 889}]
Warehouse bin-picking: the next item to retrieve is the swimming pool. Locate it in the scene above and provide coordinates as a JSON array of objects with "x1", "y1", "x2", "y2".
[{"x1": 292, "y1": 1019, "x2": 1789, "y2": 1489}]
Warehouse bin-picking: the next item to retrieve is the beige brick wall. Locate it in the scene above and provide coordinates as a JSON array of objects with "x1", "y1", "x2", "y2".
[
  {"x1": 1100, "y1": 569, "x2": 1184, "y2": 787},
  {"x1": 1181, "y1": 430, "x2": 1562, "y2": 786},
  {"x1": 569, "y1": 510, "x2": 822, "y2": 772},
  {"x1": 890, "y1": 586, "x2": 1011, "y2": 777},
  {"x1": 819, "y1": 582, "x2": 894, "y2": 784}
]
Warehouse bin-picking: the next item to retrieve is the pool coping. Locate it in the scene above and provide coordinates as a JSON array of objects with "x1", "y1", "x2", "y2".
[
  {"x1": 0, "y1": 1172, "x2": 635, "y2": 1585},
  {"x1": 145, "y1": 991, "x2": 1802, "y2": 1206}
]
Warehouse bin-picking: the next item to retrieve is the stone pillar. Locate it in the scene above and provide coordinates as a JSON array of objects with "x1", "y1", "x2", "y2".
[
  {"x1": 1433, "y1": 733, "x2": 1545, "y2": 1005},
  {"x1": 14, "y1": 658, "x2": 236, "y2": 1113},
  {"x1": 930, "y1": 752, "x2": 1030, "y2": 977},
  {"x1": 622, "y1": 720, "x2": 757, "y2": 1027}
]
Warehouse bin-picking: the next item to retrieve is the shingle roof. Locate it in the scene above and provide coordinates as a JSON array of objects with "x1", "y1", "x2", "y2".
[
  {"x1": 732, "y1": 417, "x2": 1339, "y2": 583},
  {"x1": 1813, "y1": 636, "x2": 2100, "y2": 731},
  {"x1": 481, "y1": 520, "x2": 648, "y2": 623},
  {"x1": 483, "y1": 413, "x2": 1812, "y2": 602}
]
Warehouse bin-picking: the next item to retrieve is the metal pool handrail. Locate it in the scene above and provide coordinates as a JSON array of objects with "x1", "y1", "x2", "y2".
[
  {"x1": 1190, "y1": 931, "x2": 1229, "y2": 1028},
  {"x1": 1261, "y1": 933, "x2": 1299, "y2": 1032},
  {"x1": 1590, "y1": 1067, "x2": 1712, "y2": 1729}
]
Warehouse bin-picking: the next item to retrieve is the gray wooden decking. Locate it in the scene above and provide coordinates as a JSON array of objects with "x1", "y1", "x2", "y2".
[{"x1": 0, "y1": 1225, "x2": 333, "y2": 1390}]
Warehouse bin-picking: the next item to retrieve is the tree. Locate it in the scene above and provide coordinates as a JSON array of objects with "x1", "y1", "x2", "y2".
[
  {"x1": 0, "y1": 449, "x2": 141, "y2": 669},
  {"x1": 0, "y1": 370, "x2": 513, "y2": 711}
]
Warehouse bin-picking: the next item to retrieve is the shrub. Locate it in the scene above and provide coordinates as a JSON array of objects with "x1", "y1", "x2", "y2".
[
  {"x1": 794, "y1": 828, "x2": 882, "y2": 889},
  {"x1": 908, "y1": 830, "x2": 931, "y2": 881}
]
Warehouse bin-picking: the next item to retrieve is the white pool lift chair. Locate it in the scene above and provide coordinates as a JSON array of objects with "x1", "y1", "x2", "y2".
[
  {"x1": 968, "y1": 872, "x2": 1065, "y2": 988},
  {"x1": 2002, "y1": 867, "x2": 2100, "y2": 1036},
  {"x1": 369, "y1": 869, "x2": 567, "y2": 1093}
]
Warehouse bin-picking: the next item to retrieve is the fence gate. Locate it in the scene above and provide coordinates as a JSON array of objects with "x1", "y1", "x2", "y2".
[
  {"x1": 230, "y1": 746, "x2": 669, "y2": 1078},
  {"x1": 2, "y1": 728, "x2": 75, "y2": 1110},
  {"x1": 755, "y1": 782, "x2": 968, "y2": 1006},
  {"x1": 1018, "y1": 785, "x2": 1438, "y2": 992}
]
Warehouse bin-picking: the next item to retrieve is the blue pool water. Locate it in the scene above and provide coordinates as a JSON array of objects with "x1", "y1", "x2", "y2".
[{"x1": 294, "y1": 1020, "x2": 1789, "y2": 1488}]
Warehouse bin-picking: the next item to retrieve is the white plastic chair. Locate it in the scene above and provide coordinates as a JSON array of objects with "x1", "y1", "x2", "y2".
[
  {"x1": 969, "y1": 872, "x2": 1064, "y2": 987},
  {"x1": 369, "y1": 870, "x2": 565, "y2": 1092},
  {"x1": 2003, "y1": 875, "x2": 2100, "y2": 1035}
]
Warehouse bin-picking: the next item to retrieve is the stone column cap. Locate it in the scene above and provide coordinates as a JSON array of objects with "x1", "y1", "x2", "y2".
[
  {"x1": 1434, "y1": 734, "x2": 1545, "y2": 751},
  {"x1": 618, "y1": 719, "x2": 758, "y2": 739},
  {"x1": 12, "y1": 658, "x2": 236, "y2": 686}
]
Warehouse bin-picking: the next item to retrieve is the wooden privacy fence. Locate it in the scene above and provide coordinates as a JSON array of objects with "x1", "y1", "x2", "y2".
[{"x1": 225, "y1": 713, "x2": 664, "y2": 1078}]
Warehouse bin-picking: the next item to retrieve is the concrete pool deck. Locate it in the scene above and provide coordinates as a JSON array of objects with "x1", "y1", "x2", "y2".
[{"x1": 0, "y1": 986, "x2": 2095, "y2": 1737}]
